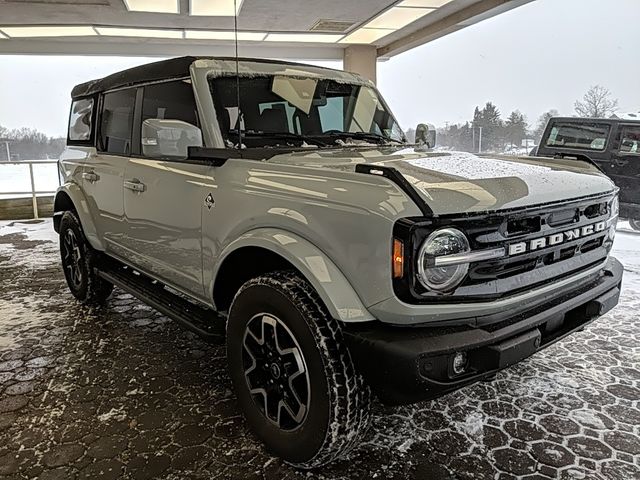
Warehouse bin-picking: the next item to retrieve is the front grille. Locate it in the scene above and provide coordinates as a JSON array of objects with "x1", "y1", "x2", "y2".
[
  {"x1": 464, "y1": 199, "x2": 611, "y2": 293},
  {"x1": 395, "y1": 193, "x2": 616, "y2": 304}
]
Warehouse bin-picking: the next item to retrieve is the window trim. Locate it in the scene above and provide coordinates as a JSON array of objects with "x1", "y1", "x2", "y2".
[{"x1": 67, "y1": 95, "x2": 98, "y2": 147}]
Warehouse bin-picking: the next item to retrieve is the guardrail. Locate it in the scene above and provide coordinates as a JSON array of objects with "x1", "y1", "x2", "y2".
[{"x1": 0, "y1": 160, "x2": 59, "y2": 219}]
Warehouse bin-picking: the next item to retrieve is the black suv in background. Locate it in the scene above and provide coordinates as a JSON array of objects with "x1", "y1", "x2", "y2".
[{"x1": 535, "y1": 117, "x2": 640, "y2": 230}]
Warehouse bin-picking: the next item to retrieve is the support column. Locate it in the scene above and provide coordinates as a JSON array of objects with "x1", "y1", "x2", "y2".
[{"x1": 343, "y1": 45, "x2": 377, "y2": 84}]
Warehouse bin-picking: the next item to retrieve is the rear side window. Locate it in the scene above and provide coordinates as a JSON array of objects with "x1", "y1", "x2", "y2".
[
  {"x1": 100, "y1": 89, "x2": 136, "y2": 155},
  {"x1": 545, "y1": 123, "x2": 610, "y2": 151},
  {"x1": 619, "y1": 126, "x2": 640, "y2": 155},
  {"x1": 68, "y1": 98, "x2": 94, "y2": 142}
]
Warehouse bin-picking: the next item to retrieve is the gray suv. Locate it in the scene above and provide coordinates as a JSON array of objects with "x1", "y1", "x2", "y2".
[{"x1": 55, "y1": 57, "x2": 623, "y2": 468}]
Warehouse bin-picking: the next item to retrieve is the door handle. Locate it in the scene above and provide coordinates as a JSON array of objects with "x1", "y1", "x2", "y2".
[
  {"x1": 614, "y1": 158, "x2": 629, "y2": 167},
  {"x1": 82, "y1": 172, "x2": 99, "y2": 183},
  {"x1": 124, "y1": 179, "x2": 146, "y2": 193}
]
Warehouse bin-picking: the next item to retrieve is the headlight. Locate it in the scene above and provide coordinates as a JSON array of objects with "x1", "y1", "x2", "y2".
[
  {"x1": 609, "y1": 195, "x2": 619, "y2": 241},
  {"x1": 417, "y1": 228, "x2": 470, "y2": 293}
]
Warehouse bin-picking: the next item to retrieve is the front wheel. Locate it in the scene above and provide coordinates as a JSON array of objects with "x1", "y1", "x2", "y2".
[
  {"x1": 630, "y1": 219, "x2": 640, "y2": 232},
  {"x1": 226, "y1": 271, "x2": 371, "y2": 468},
  {"x1": 59, "y1": 211, "x2": 113, "y2": 305}
]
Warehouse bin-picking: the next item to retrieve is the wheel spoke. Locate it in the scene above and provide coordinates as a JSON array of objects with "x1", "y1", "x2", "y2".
[{"x1": 242, "y1": 313, "x2": 310, "y2": 431}]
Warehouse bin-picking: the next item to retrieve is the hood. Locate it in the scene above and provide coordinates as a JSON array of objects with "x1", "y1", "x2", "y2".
[{"x1": 267, "y1": 147, "x2": 616, "y2": 215}]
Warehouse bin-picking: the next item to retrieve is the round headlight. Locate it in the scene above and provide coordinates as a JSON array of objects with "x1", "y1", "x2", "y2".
[{"x1": 417, "y1": 228, "x2": 470, "y2": 293}]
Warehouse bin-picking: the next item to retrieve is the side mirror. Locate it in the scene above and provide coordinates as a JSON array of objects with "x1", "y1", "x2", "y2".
[
  {"x1": 141, "y1": 119, "x2": 203, "y2": 160},
  {"x1": 415, "y1": 123, "x2": 436, "y2": 148}
]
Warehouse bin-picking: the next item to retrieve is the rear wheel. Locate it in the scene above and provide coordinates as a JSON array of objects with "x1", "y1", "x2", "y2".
[
  {"x1": 630, "y1": 219, "x2": 640, "y2": 231},
  {"x1": 59, "y1": 211, "x2": 113, "y2": 305},
  {"x1": 226, "y1": 271, "x2": 371, "y2": 468}
]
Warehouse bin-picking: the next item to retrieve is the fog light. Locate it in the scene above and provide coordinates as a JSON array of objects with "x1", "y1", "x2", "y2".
[{"x1": 452, "y1": 352, "x2": 467, "y2": 375}]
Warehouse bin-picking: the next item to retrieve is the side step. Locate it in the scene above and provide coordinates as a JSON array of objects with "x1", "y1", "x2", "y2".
[{"x1": 98, "y1": 263, "x2": 226, "y2": 343}]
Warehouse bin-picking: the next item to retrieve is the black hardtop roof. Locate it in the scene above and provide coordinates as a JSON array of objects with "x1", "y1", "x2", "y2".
[
  {"x1": 550, "y1": 116, "x2": 640, "y2": 125},
  {"x1": 71, "y1": 56, "x2": 343, "y2": 98}
]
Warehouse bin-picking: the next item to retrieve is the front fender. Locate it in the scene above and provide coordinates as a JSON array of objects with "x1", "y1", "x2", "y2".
[
  {"x1": 54, "y1": 183, "x2": 105, "y2": 251},
  {"x1": 213, "y1": 228, "x2": 375, "y2": 323}
]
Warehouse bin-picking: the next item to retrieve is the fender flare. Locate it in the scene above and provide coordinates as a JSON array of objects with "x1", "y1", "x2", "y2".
[
  {"x1": 213, "y1": 228, "x2": 375, "y2": 323},
  {"x1": 54, "y1": 183, "x2": 105, "y2": 251}
]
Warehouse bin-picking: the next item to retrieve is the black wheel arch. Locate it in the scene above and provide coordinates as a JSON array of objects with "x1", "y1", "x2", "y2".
[
  {"x1": 213, "y1": 246, "x2": 301, "y2": 313},
  {"x1": 53, "y1": 191, "x2": 76, "y2": 233}
]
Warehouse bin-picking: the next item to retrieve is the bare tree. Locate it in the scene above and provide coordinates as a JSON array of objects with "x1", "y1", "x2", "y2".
[{"x1": 574, "y1": 85, "x2": 618, "y2": 118}]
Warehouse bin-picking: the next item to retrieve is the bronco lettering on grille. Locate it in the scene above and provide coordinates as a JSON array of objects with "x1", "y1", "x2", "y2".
[{"x1": 508, "y1": 221, "x2": 607, "y2": 256}]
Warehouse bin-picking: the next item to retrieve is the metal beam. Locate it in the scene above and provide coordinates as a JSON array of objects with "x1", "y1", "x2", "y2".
[
  {"x1": 377, "y1": 0, "x2": 534, "y2": 58},
  {"x1": 0, "y1": 38, "x2": 344, "y2": 60}
]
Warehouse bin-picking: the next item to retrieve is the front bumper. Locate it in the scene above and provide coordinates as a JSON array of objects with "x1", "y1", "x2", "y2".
[{"x1": 343, "y1": 257, "x2": 623, "y2": 405}]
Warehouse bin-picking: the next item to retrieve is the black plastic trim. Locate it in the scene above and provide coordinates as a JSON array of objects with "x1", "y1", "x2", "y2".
[
  {"x1": 344, "y1": 257, "x2": 622, "y2": 405},
  {"x1": 355, "y1": 163, "x2": 433, "y2": 216}
]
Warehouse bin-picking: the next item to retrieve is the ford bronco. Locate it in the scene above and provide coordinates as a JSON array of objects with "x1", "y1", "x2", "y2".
[{"x1": 55, "y1": 57, "x2": 622, "y2": 468}]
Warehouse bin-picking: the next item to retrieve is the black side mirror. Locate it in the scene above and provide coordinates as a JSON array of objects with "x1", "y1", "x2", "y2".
[{"x1": 415, "y1": 123, "x2": 436, "y2": 148}]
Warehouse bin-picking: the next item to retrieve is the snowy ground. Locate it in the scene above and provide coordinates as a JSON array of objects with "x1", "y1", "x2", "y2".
[
  {"x1": 0, "y1": 219, "x2": 638, "y2": 479},
  {"x1": 0, "y1": 162, "x2": 59, "y2": 199}
]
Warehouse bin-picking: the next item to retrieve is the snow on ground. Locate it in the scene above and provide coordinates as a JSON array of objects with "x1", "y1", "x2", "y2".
[
  {"x1": 0, "y1": 162, "x2": 59, "y2": 199},
  {"x1": 0, "y1": 218, "x2": 638, "y2": 479}
]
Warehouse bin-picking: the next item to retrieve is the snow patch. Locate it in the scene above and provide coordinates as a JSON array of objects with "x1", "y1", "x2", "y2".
[{"x1": 98, "y1": 407, "x2": 127, "y2": 423}]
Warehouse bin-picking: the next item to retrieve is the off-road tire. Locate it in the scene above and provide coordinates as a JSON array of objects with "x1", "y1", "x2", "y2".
[
  {"x1": 630, "y1": 219, "x2": 640, "y2": 232},
  {"x1": 59, "y1": 211, "x2": 113, "y2": 305},
  {"x1": 226, "y1": 270, "x2": 371, "y2": 468}
]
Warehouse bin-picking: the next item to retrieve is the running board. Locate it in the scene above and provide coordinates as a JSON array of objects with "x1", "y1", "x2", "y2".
[{"x1": 98, "y1": 264, "x2": 225, "y2": 343}]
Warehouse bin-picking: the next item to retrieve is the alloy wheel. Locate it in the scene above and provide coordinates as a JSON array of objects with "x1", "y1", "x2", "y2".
[
  {"x1": 62, "y1": 229, "x2": 83, "y2": 289},
  {"x1": 242, "y1": 313, "x2": 311, "y2": 431}
]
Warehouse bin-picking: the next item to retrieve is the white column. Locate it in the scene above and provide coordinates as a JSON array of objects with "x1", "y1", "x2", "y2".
[{"x1": 343, "y1": 45, "x2": 377, "y2": 84}]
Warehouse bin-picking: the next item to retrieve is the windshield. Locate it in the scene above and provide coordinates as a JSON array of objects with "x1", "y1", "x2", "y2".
[
  {"x1": 545, "y1": 122, "x2": 611, "y2": 151},
  {"x1": 209, "y1": 75, "x2": 405, "y2": 148}
]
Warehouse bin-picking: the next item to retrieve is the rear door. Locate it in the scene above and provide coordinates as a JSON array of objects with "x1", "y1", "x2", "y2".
[
  {"x1": 82, "y1": 88, "x2": 136, "y2": 255},
  {"x1": 121, "y1": 79, "x2": 212, "y2": 300},
  {"x1": 611, "y1": 123, "x2": 640, "y2": 214}
]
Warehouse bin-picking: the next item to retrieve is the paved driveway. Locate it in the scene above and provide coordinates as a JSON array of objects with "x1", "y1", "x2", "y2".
[{"x1": 0, "y1": 219, "x2": 638, "y2": 480}]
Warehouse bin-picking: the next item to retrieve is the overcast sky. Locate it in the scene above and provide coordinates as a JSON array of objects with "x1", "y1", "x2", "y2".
[{"x1": 0, "y1": 0, "x2": 638, "y2": 137}]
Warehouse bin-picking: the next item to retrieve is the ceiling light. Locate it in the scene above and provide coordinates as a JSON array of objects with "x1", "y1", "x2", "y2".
[
  {"x1": 123, "y1": 0, "x2": 179, "y2": 14},
  {"x1": 95, "y1": 27, "x2": 183, "y2": 38},
  {"x1": 0, "y1": 31, "x2": 7, "y2": 39},
  {"x1": 365, "y1": 7, "x2": 432, "y2": 30},
  {"x1": 0, "y1": 26, "x2": 97, "y2": 38},
  {"x1": 185, "y1": 30, "x2": 266, "y2": 41},
  {"x1": 190, "y1": 0, "x2": 243, "y2": 16},
  {"x1": 397, "y1": 0, "x2": 452, "y2": 7},
  {"x1": 265, "y1": 33, "x2": 343, "y2": 43},
  {"x1": 340, "y1": 28, "x2": 392, "y2": 44}
]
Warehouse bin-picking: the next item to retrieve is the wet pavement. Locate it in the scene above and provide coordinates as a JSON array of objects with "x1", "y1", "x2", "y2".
[{"x1": 0, "y1": 219, "x2": 638, "y2": 480}]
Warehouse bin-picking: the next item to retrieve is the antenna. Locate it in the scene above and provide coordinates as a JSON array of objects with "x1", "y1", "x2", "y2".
[{"x1": 233, "y1": 0, "x2": 243, "y2": 149}]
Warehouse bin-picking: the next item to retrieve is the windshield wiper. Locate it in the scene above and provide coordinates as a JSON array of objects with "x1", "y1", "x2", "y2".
[
  {"x1": 230, "y1": 130, "x2": 330, "y2": 147},
  {"x1": 319, "y1": 131, "x2": 404, "y2": 145}
]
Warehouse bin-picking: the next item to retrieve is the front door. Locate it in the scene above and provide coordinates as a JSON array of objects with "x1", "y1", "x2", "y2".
[
  {"x1": 83, "y1": 88, "x2": 137, "y2": 255},
  {"x1": 120, "y1": 79, "x2": 211, "y2": 300},
  {"x1": 611, "y1": 124, "x2": 640, "y2": 217}
]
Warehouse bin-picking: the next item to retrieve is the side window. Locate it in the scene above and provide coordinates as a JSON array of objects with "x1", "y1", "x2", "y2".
[
  {"x1": 99, "y1": 89, "x2": 136, "y2": 155},
  {"x1": 619, "y1": 126, "x2": 640, "y2": 155},
  {"x1": 141, "y1": 80, "x2": 198, "y2": 126},
  {"x1": 140, "y1": 80, "x2": 201, "y2": 160},
  {"x1": 68, "y1": 98, "x2": 94, "y2": 142}
]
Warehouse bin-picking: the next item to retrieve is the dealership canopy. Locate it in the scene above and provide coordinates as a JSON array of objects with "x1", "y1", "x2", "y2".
[{"x1": 0, "y1": 0, "x2": 533, "y2": 82}]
